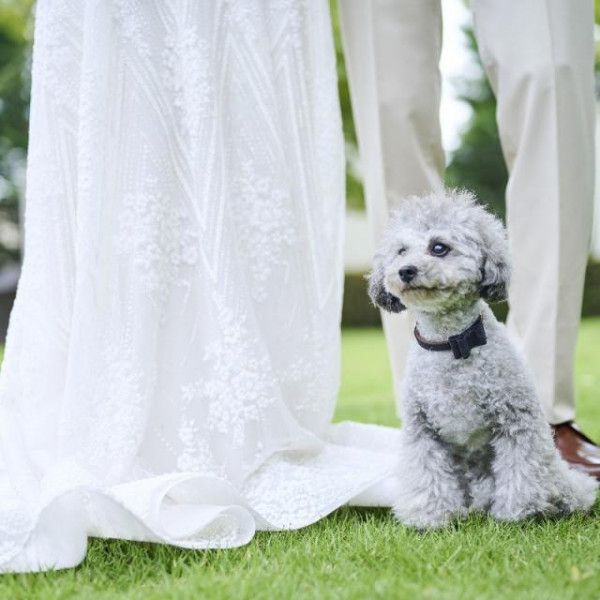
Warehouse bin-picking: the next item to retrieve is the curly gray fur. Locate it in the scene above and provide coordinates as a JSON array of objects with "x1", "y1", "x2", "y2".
[{"x1": 369, "y1": 190, "x2": 597, "y2": 528}]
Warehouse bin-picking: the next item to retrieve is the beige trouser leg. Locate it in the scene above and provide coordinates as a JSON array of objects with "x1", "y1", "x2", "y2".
[
  {"x1": 338, "y1": 0, "x2": 444, "y2": 414},
  {"x1": 471, "y1": 0, "x2": 596, "y2": 424},
  {"x1": 340, "y1": 0, "x2": 594, "y2": 424}
]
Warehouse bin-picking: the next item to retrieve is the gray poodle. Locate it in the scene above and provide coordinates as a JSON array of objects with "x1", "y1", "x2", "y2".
[{"x1": 369, "y1": 190, "x2": 597, "y2": 528}]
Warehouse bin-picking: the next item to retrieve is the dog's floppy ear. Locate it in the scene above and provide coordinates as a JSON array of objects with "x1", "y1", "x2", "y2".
[
  {"x1": 477, "y1": 210, "x2": 511, "y2": 303},
  {"x1": 367, "y1": 256, "x2": 406, "y2": 313}
]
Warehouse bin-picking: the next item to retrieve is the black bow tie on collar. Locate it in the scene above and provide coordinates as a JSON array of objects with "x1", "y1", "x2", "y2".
[{"x1": 414, "y1": 315, "x2": 487, "y2": 360}]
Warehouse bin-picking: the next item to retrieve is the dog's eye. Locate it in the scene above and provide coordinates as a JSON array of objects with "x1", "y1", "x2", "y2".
[
  {"x1": 430, "y1": 242, "x2": 450, "y2": 257},
  {"x1": 398, "y1": 248, "x2": 406, "y2": 256}
]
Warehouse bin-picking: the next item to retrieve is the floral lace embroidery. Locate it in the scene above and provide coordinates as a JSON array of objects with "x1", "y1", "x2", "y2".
[
  {"x1": 224, "y1": 0, "x2": 261, "y2": 42},
  {"x1": 180, "y1": 304, "x2": 277, "y2": 449},
  {"x1": 233, "y1": 162, "x2": 295, "y2": 302},
  {"x1": 110, "y1": 0, "x2": 152, "y2": 60},
  {"x1": 176, "y1": 419, "x2": 223, "y2": 477},
  {"x1": 64, "y1": 342, "x2": 149, "y2": 483},
  {"x1": 162, "y1": 26, "x2": 211, "y2": 146},
  {"x1": 118, "y1": 179, "x2": 199, "y2": 307},
  {"x1": 34, "y1": 0, "x2": 81, "y2": 114}
]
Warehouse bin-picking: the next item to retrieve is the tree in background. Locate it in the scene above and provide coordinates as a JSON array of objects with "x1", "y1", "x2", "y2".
[
  {"x1": 0, "y1": 0, "x2": 33, "y2": 265},
  {"x1": 445, "y1": 29, "x2": 508, "y2": 221},
  {"x1": 329, "y1": 0, "x2": 364, "y2": 211}
]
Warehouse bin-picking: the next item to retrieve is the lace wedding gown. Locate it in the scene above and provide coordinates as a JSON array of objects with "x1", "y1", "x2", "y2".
[{"x1": 0, "y1": 0, "x2": 399, "y2": 572}]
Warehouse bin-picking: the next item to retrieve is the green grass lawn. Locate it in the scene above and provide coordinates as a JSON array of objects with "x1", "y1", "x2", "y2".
[{"x1": 2, "y1": 320, "x2": 600, "y2": 599}]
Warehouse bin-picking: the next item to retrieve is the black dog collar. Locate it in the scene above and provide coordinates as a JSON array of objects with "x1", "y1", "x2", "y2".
[{"x1": 414, "y1": 315, "x2": 487, "y2": 360}]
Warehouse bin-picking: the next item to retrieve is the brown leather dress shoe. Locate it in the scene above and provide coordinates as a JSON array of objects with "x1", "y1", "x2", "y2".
[{"x1": 552, "y1": 421, "x2": 600, "y2": 480}]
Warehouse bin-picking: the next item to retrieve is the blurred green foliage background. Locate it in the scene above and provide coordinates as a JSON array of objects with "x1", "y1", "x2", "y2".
[{"x1": 0, "y1": 0, "x2": 32, "y2": 264}]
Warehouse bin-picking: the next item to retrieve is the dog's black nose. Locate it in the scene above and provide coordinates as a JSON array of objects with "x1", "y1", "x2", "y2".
[{"x1": 399, "y1": 266, "x2": 418, "y2": 283}]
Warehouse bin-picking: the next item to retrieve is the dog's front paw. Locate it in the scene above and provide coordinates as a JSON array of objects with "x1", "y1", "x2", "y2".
[
  {"x1": 490, "y1": 501, "x2": 538, "y2": 522},
  {"x1": 392, "y1": 500, "x2": 466, "y2": 529},
  {"x1": 491, "y1": 494, "x2": 568, "y2": 521},
  {"x1": 562, "y1": 468, "x2": 598, "y2": 512},
  {"x1": 491, "y1": 468, "x2": 598, "y2": 521}
]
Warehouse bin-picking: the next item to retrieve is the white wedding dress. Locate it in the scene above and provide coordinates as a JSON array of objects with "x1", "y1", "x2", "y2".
[{"x1": 0, "y1": 0, "x2": 399, "y2": 572}]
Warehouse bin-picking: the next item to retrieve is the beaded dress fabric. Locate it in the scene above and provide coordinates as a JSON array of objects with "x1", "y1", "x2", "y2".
[{"x1": 0, "y1": 0, "x2": 398, "y2": 572}]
